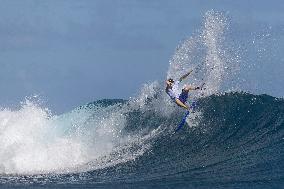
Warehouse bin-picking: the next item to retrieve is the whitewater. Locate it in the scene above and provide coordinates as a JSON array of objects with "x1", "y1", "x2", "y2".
[{"x1": 0, "y1": 11, "x2": 283, "y2": 189}]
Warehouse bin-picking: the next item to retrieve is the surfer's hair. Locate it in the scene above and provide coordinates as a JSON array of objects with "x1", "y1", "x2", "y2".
[{"x1": 167, "y1": 78, "x2": 174, "y2": 83}]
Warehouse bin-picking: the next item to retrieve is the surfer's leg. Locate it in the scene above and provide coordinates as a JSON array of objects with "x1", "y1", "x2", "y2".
[
  {"x1": 182, "y1": 85, "x2": 191, "y2": 92},
  {"x1": 178, "y1": 89, "x2": 189, "y2": 104},
  {"x1": 175, "y1": 98, "x2": 189, "y2": 110},
  {"x1": 178, "y1": 87, "x2": 198, "y2": 112}
]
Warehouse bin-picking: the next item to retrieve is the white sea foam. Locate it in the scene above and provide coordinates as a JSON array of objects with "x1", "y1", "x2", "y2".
[
  {"x1": 0, "y1": 97, "x2": 161, "y2": 174},
  {"x1": 167, "y1": 11, "x2": 239, "y2": 98}
]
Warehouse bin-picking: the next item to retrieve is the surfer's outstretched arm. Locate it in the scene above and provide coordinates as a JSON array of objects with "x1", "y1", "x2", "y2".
[
  {"x1": 183, "y1": 86, "x2": 201, "y2": 91},
  {"x1": 183, "y1": 83, "x2": 205, "y2": 91},
  {"x1": 179, "y1": 70, "x2": 193, "y2": 82}
]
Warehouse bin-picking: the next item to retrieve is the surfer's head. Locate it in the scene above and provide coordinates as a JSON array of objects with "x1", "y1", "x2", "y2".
[{"x1": 166, "y1": 78, "x2": 174, "y2": 87}]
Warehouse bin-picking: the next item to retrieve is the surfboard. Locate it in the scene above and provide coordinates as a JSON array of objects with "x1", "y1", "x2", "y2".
[{"x1": 175, "y1": 101, "x2": 198, "y2": 132}]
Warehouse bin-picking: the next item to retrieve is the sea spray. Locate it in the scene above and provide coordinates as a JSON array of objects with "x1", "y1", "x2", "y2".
[
  {"x1": 167, "y1": 11, "x2": 239, "y2": 97},
  {"x1": 0, "y1": 98, "x2": 152, "y2": 174}
]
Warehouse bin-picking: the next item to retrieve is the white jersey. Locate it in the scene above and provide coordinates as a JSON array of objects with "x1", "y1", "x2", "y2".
[
  {"x1": 172, "y1": 80, "x2": 180, "y2": 95},
  {"x1": 166, "y1": 81, "x2": 180, "y2": 101}
]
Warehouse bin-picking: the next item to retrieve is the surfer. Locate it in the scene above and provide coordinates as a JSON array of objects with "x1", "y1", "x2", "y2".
[{"x1": 166, "y1": 70, "x2": 202, "y2": 110}]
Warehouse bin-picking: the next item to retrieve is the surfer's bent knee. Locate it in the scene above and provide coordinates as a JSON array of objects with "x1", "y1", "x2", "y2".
[{"x1": 182, "y1": 86, "x2": 191, "y2": 92}]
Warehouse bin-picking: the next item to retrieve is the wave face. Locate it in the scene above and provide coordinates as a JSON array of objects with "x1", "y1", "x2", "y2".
[
  {"x1": 0, "y1": 93, "x2": 283, "y2": 189},
  {"x1": 92, "y1": 93, "x2": 284, "y2": 189}
]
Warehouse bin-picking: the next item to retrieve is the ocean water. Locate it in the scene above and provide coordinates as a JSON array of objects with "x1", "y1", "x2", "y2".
[{"x1": 0, "y1": 11, "x2": 283, "y2": 189}]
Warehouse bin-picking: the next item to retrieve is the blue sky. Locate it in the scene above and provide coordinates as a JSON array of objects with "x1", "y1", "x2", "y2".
[{"x1": 0, "y1": 0, "x2": 283, "y2": 113}]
